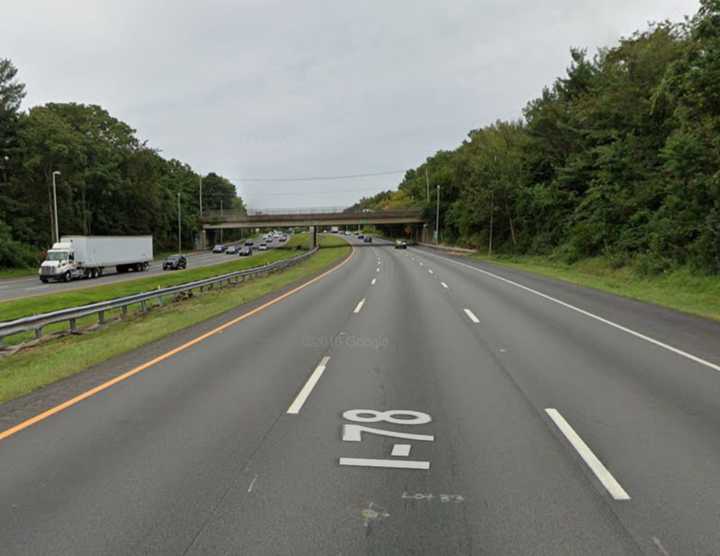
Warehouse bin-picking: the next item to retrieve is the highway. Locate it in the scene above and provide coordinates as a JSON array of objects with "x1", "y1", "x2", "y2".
[
  {"x1": 0, "y1": 237, "x2": 286, "y2": 303},
  {"x1": 1, "y1": 235, "x2": 720, "y2": 554}
]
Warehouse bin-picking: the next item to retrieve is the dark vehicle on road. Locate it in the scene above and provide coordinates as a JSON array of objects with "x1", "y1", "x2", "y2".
[
  {"x1": 395, "y1": 239, "x2": 407, "y2": 249},
  {"x1": 244, "y1": 240, "x2": 254, "y2": 247},
  {"x1": 212, "y1": 244, "x2": 225, "y2": 253},
  {"x1": 238, "y1": 246, "x2": 252, "y2": 256},
  {"x1": 226, "y1": 245, "x2": 238, "y2": 254},
  {"x1": 162, "y1": 254, "x2": 187, "y2": 270},
  {"x1": 363, "y1": 236, "x2": 372, "y2": 243}
]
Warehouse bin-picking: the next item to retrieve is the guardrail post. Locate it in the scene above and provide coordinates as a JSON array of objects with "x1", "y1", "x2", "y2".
[
  {"x1": 35, "y1": 327, "x2": 43, "y2": 339},
  {"x1": 140, "y1": 301, "x2": 147, "y2": 313},
  {"x1": 121, "y1": 305, "x2": 128, "y2": 318},
  {"x1": 98, "y1": 311, "x2": 105, "y2": 325},
  {"x1": 69, "y1": 318, "x2": 78, "y2": 334}
]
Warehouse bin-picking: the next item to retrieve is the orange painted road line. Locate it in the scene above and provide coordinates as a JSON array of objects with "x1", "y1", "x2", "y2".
[{"x1": 0, "y1": 247, "x2": 355, "y2": 443}]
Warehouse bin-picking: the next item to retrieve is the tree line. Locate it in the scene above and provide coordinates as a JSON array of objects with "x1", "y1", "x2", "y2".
[
  {"x1": 357, "y1": 1, "x2": 720, "y2": 274},
  {"x1": 0, "y1": 60, "x2": 245, "y2": 268}
]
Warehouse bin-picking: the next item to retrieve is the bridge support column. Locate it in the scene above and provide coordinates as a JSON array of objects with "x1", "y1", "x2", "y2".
[{"x1": 309, "y1": 226, "x2": 318, "y2": 249}]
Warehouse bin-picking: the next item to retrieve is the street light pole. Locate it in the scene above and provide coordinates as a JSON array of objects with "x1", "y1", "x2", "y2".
[
  {"x1": 199, "y1": 175, "x2": 203, "y2": 217},
  {"x1": 177, "y1": 192, "x2": 182, "y2": 255},
  {"x1": 435, "y1": 184, "x2": 440, "y2": 244},
  {"x1": 52, "y1": 171, "x2": 61, "y2": 243},
  {"x1": 425, "y1": 167, "x2": 430, "y2": 202}
]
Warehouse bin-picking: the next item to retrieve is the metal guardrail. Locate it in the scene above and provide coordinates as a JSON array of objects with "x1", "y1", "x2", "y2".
[{"x1": 0, "y1": 247, "x2": 318, "y2": 349}]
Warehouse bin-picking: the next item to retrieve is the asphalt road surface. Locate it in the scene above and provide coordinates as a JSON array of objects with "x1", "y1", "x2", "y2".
[
  {"x1": 1, "y1": 235, "x2": 720, "y2": 554},
  {"x1": 0, "y1": 236, "x2": 287, "y2": 303}
]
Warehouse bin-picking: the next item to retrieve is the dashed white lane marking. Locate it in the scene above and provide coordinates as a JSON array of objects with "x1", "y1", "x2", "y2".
[
  {"x1": 353, "y1": 298, "x2": 366, "y2": 313},
  {"x1": 248, "y1": 475, "x2": 258, "y2": 492},
  {"x1": 25, "y1": 285, "x2": 50, "y2": 291},
  {"x1": 376, "y1": 267, "x2": 380, "y2": 273},
  {"x1": 463, "y1": 308, "x2": 480, "y2": 324},
  {"x1": 420, "y1": 249, "x2": 720, "y2": 375},
  {"x1": 391, "y1": 444, "x2": 412, "y2": 457},
  {"x1": 371, "y1": 278, "x2": 377, "y2": 285},
  {"x1": 545, "y1": 408, "x2": 630, "y2": 501},
  {"x1": 441, "y1": 282, "x2": 448, "y2": 289},
  {"x1": 419, "y1": 262, "x2": 424, "y2": 266},
  {"x1": 428, "y1": 269, "x2": 434, "y2": 275},
  {"x1": 287, "y1": 356, "x2": 331, "y2": 414},
  {"x1": 652, "y1": 537, "x2": 670, "y2": 556}
]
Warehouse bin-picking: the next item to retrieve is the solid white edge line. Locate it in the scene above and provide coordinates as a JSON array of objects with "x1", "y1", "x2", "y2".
[
  {"x1": 417, "y1": 249, "x2": 720, "y2": 374},
  {"x1": 353, "y1": 298, "x2": 366, "y2": 313},
  {"x1": 545, "y1": 408, "x2": 630, "y2": 500},
  {"x1": 371, "y1": 278, "x2": 377, "y2": 285},
  {"x1": 464, "y1": 308, "x2": 480, "y2": 324},
  {"x1": 287, "y1": 356, "x2": 331, "y2": 414},
  {"x1": 441, "y1": 282, "x2": 448, "y2": 289}
]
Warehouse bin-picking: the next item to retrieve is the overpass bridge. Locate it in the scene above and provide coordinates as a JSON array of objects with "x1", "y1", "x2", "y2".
[{"x1": 199, "y1": 207, "x2": 427, "y2": 248}]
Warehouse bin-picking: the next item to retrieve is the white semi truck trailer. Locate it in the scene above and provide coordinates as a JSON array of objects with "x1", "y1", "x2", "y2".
[{"x1": 38, "y1": 235, "x2": 153, "y2": 282}]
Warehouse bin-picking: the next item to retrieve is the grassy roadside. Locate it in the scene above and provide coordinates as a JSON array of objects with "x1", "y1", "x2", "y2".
[
  {"x1": 0, "y1": 247, "x2": 307, "y2": 322},
  {"x1": 0, "y1": 235, "x2": 350, "y2": 404},
  {"x1": 0, "y1": 268, "x2": 35, "y2": 280},
  {"x1": 469, "y1": 253, "x2": 720, "y2": 322}
]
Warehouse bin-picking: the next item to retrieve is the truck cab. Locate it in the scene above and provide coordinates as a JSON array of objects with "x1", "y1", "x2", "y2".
[{"x1": 39, "y1": 242, "x2": 80, "y2": 282}]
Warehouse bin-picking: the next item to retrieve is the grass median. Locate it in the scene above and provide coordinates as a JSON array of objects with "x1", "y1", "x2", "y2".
[
  {"x1": 469, "y1": 253, "x2": 720, "y2": 322},
  {"x1": 0, "y1": 235, "x2": 350, "y2": 404},
  {"x1": 0, "y1": 244, "x2": 309, "y2": 322}
]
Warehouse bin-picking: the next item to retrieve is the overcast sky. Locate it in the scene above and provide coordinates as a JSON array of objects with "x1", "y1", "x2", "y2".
[{"x1": 2, "y1": 0, "x2": 699, "y2": 209}]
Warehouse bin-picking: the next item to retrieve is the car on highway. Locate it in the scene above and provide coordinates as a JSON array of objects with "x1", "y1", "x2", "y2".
[
  {"x1": 258, "y1": 243, "x2": 268, "y2": 251},
  {"x1": 212, "y1": 244, "x2": 226, "y2": 253},
  {"x1": 395, "y1": 239, "x2": 407, "y2": 249},
  {"x1": 225, "y1": 245, "x2": 238, "y2": 254},
  {"x1": 162, "y1": 254, "x2": 187, "y2": 270},
  {"x1": 363, "y1": 236, "x2": 372, "y2": 243},
  {"x1": 358, "y1": 234, "x2": 364, "y2": 239},
  {"x1": 238, "y1": 246, "x2": 252, "y2": 256},
  {"x1": 244, "y1": 240, "x2": 254, "y2": 247}
]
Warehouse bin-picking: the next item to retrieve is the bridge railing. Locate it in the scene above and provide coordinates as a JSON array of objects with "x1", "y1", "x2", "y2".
[{"x1": 202, "y1": 207, "x2": 425, "y2": 222}]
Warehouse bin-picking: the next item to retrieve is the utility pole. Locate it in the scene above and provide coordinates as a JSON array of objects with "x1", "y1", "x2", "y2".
[
  {"x1": 177, "y1": 192, "x2": 182, "y2": 255},
  {"x1": 0, "y1": 155, "x2": 8, "y2": 186},
  {"x1": 199, "y1": 175, "x2": 203, "y2": 217},
  {"x1": 52, "y1": 171, "x2": 61, "y2": 243},
  {"x1": 220, "y1": 199, "x2": 223, "y2": 243},
  {"x1": 435, "y1": 185, "x2": 440, "y2": 244},
  {"x1": 425, "y1": 167, "x2": 430, "y2": 203},
  {"x1": 488, "y1": 190, "x2": 494, "y2": 257},
  {"x1": 489, "y1": 153, "x2": 498, "y2": 257}
]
